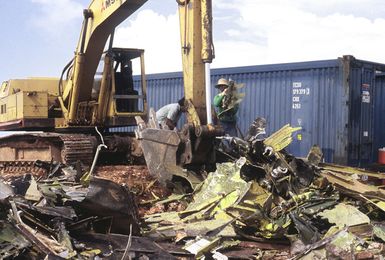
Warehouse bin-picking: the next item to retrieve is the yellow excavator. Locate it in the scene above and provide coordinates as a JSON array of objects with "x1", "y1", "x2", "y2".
[{"x1": 0, "y1": 0, "x2": 220, "y2": 173}]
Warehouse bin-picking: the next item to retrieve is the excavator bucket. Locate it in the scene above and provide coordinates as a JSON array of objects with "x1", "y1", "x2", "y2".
[
  {"x1": 137, "y1": 128, "x2": 181, "y2": 183},
  {"x1": 135, "y1": 110, "x2": 222, "y2": 187}
]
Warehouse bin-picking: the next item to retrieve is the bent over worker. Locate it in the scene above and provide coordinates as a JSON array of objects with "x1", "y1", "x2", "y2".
[
  {"x1": 156, "y1": 97, "x2": 187, "y2": 130},
  {"x1": 213, "y1": 78, "x2": 239, "y2": 137}
]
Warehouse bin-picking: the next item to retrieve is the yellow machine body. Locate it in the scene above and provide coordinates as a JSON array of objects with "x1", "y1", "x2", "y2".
[
  {"x1": 0, "y1": 0, "x2": 216, "y2": 170},
  {"x1": 0, "y1": 78, "x2": 57, "y2": 129}
]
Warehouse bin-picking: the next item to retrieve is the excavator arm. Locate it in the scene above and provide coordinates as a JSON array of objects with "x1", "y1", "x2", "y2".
[
  {"x1": 177, "y1": 0, "x2": 214, "y2": 125},
  {"x1": 137, "y1": 0, "x2": 223, "y2": 184},
  {"x1": 60, "y1": 0, "x2": 148, "y2": 125}
]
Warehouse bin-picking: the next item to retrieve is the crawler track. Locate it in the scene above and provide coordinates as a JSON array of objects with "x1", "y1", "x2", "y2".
[
  {"x1": 0, "y1": 132, "x2": 141, "y2": 176},
  {"x1": 60, "y1": 135, "x2": 95, "y2": 165},
  {"x1": 0, "y1": 161, "x2": 46, "y2": 177},
  {"x1": 0, "y1": 133, "x2": 96, "y2": 175}
]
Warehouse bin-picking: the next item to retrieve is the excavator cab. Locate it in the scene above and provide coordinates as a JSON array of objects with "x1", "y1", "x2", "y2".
[
  {"x1": 108, "y1": 48, "x2": 147, "y2": 126},
  {"x1": 92, "y1": 48, "x2": 148, "y2": 127},
  {"x1": 113, "y1": 50, "x2": 138, "y2": 113}
]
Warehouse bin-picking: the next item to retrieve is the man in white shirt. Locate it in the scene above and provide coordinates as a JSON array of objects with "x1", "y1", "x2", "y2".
[{"x1": 156, "y1": 97, "x2": 187, "y2": 130}]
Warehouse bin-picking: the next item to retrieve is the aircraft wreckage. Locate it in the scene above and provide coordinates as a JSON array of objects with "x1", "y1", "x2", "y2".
[{"x1": 1, "y1": 119, "x2": 385, "y2": 259}]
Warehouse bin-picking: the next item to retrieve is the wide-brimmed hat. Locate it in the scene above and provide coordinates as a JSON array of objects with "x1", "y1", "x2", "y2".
[{"x1": 215, "y1": 78, "x2": 229, "y2": 88}]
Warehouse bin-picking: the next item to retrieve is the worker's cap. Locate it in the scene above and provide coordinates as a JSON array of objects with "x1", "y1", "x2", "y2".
[{"x1": 215, "y1": 78, "x2": 229, "y2": 88}]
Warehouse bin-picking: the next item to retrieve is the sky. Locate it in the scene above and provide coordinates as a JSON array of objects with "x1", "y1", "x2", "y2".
[{"x1": 1, "y1": 0, "x2": 385, "y2": 81}]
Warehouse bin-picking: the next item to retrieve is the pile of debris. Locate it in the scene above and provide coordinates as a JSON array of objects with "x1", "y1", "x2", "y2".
[
  {"x1": 0, "y1": 163, "x2": 177, "y2": 259},
  {"x1": 1, "y1": 120, "x2": 385, "y2": 259},
  {"x1": 140, "y1": 121, "x2": 385, "y2": 259}
]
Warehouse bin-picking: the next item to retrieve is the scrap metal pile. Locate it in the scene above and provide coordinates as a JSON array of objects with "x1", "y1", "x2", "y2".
[
  {"x1": 141, "y1": 119, "x2": 385, "y2": 259},
  {"x1": 0, "y1": 163, "x2": 176, "y2": 259},
  {"x1": 1, "y1": 119, "x2": 385, "y2": 259}
]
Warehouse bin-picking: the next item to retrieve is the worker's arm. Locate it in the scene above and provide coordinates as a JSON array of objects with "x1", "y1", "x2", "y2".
[
  {"x1": 165, "y1": 118, "x2": 176, "y2": 130},
  {"x1": 165, "y1": 104, "x2": 180, "y2": 130},
  {"x1": 213, "y1": 88, "x2": 230, "y2": 107},
  {"x1": 213, "y1": 94, "x2": 223, "y2": 107},
  {"x1": 213, "y1": 93, "x2": 225, "y2": 107}
]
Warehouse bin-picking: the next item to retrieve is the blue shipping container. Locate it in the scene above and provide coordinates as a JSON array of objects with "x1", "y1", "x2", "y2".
[{"x1": 128, "y1": 55, "x2": 385, "y2": 167}]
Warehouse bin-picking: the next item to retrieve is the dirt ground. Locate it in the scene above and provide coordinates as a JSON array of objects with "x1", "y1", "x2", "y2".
[{"x1": 95, "y1": 165, "x2": 173, "y2": 216}]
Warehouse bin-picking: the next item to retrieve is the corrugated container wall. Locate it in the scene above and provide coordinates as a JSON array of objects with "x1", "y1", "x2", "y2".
[
  {"x1": 128, "y1": 56, "x2": 385, "y2": 167},
  {"x1": 374, "y1": 73, "x2": 385, "y2": 162}
]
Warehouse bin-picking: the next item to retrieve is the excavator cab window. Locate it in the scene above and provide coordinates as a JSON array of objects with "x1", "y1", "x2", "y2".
[
  {"x1": 114, "y1": 58, "x2": 137, "y2": 112},
  {"x1": 111, "y1": 48, "x2": 146, "y2": 114},
  {"x1": 0, "y1": 104, "x2": 6, "y2": 114}
]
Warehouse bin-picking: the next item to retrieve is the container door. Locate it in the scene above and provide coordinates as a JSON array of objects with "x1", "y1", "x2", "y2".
[
  {"x1": 349, "y1": 67, "x2": 374, "y2": 166},
  {"x1": 373, "y1": 74, "x2": 385, "y2": 162},
  {"x1": 290, "y1": 74, "x2": 312, "y2": 158}
]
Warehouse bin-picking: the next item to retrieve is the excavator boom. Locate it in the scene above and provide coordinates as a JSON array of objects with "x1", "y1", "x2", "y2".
[
  {"x1": 63, "y1": 0, "x2": 148, "y2": 125},
  {"x1": 178, "y1": 0, "x2": 214, "y2": 125}
]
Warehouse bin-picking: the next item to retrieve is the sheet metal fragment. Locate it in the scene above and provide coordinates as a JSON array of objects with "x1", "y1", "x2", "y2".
[{"x1": 318, "y1": 203, "x2": 370, "y2": 228}]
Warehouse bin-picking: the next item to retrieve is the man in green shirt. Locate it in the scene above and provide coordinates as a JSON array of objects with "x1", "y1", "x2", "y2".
[{"x1": 213, "y1": 78, "x2": 239, "y2": 137}]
